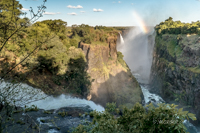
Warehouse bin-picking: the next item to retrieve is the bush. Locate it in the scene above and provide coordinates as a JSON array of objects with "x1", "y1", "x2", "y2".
[
  {"x1": 81, "y1": 36, "x2": 92, "y2": 44},
  {"x1": 117, "y1": 51, "x2": 126, "y2": 68},
  {"x1": 58, "y1": 111, "x2": 68, "y2": 117},
  {"x1": 72, "y1": 102, "x2": 197, "y2": 133},
  {"x1": 70, "y1": 38, "x2": 79, "y2": 48}
]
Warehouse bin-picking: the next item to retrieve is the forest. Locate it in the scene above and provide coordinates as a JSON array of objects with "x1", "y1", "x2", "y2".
[{"x1": 155, "y1": 17, "x2": 200, "y2": 35}]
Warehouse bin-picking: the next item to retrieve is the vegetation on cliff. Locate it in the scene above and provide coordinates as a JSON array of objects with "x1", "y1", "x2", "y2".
[
  {"x1": 151, "y1": 18, "x2": 200, "y2": 126},
  {"x1": 155, "y1": 17, "x2": 200, "y2": 35},
  {"x1": 72, "y1": 102, "x2": 196, "y2": 133},
  {"x1": 70, "y1": 24, "x2": 120, "y2": 45}
]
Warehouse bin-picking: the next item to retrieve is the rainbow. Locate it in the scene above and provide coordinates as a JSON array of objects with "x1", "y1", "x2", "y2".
[{"x1": 132, "y1": 11, "x2": 148, "y2": 34}]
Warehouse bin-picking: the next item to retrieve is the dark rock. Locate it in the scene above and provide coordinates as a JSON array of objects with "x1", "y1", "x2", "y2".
[{"x1": 3, "y1": 106, "x2": 93, "y2": 133}]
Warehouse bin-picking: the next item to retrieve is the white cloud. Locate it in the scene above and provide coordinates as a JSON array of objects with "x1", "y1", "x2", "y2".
[
  {"x1": 118, "y1": 1, "x2": 121, "y2": 3},
  {"x1": 131, "y1": 3, "x2": 134, "y2": 5},
  {"x1": 93, "y1": 8, "x2": 103, "y2": 12},
  {"x1": 68, "y1": 12, "x2": 77, "y2": 15},
  {"x1": 67, "y1": 5, "x2": 73, "y2": 8},
  {"x1": 43, "y1": 12, "x2": 60, "y2": 15},
  {"x1": 67, "y1": 5, "x2": 83, "y2": 9},
  {"x1": 21, "y1": 8, "x2": 29, "y2": 11},
  {"x1": 80, "y1": 11, "x2": 85, "y2": 13},
  {"x1": 76, "y1": 5, "x2": 83, "y2": 9}
]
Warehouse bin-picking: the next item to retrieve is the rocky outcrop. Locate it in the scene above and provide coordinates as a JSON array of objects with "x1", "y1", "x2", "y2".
[
  {"x1": 3, "y1": 106, "x2": 93, "y2": 133},
  {"x1": 149, "y1": 34, "x2": 200, "y2": 127},
  {"x1": 79, "y1": 36, "x2": 143, "y2": 109}
]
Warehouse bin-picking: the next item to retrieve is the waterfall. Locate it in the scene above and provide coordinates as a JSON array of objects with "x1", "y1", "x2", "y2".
[
  {"x1": 119, "y1": 33, "x2": 124, "y2": 44},
  {"x1": 117, "y1": 27, "x2": 154, "y2": 84}
]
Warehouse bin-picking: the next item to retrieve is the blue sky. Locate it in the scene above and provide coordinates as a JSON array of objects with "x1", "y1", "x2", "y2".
[{"x1": 19, "y1": 0, "x2": 200, "y2": 26}]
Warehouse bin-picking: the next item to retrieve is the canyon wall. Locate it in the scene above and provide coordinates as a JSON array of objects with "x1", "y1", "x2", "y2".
[
  {"x1": 79, "y1": 36, "x2": 144, "y2": 108},
  {"x1": 149, "y1": 34, "x2": 200, "y2": 126}
]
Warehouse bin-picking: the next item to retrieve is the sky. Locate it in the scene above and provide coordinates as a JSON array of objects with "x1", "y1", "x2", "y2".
[{"x1": 18, "y1": 0, "x2": 200, "y2": 27}]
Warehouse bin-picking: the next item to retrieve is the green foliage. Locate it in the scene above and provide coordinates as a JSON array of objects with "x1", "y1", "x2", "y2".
[
  {"x1": 40, "y1": 119, "x2": 45, "y2": 123},
  {"x1": 0, "y1": 0, "x2": 23, "y2": 39},
  {"x1": 25, "y1": 105, "x2": 39, "y2": 112},
  {"x1": 155, "y1": 17, "x2": 200, "y2": 35},
  {"x1": 70, "y1": 38, "x2": 79, "y2": 48},
  {"x1": 167, "y1": 39, "x2": 178, "y2": 57},
  {"x1": 89, "y1": 112, "x2": 94, "y2": 117},
  {"x1": 43, "y1": 110, "x2": 52, "y2": 114},
  {"x1": 39, "y1": 19, "x2": 70, "y2": 47},
  {"x1": 94, "y1": 25, "x2": 115, "y2": 32},
  {"x1": 81, "y1": 35, "x2": 92, "y2": 44},
  {"x1": 105, "y1": 102, "x2": 117, "y2": 114},
  {"x1": 84, "y1": 112, "x2": 88, "y2": 116},
  {"x1": 58, "y1": 111, "x2": 68, "y2": 117},
  {"x1": 65, "y1": 56, "x2": 91, "y2": 96},
  {"x1": 37, "y1": 35, "x2": 68, "y2": 75},
  {"x1": 188, "y1": 66, "x2": 200, "y2": 74},
  {"x1": 16, "y1": 120, "x2": 25, "y2": 125},
  {"x1": 72, "y1": 102, "x2": 197, "y2": 133},
  {"x1": 40, "y1": 19, "x2": 67, "y2": 36},
  {"x1": 71, "y1": 24, "x2": 119, "y2": 45},
  {"x1": 79, "y1": 113, "x2": 82, "y2": 117},
  {"x1": 168, "y1": 62, "x2": 175, "y2": 71},
  {"x1": 156, "y1": 35, "x2": 183, "y2": 58},
  {"x1": 117, "y1": 51, "x2": 127, "y2": 68}
]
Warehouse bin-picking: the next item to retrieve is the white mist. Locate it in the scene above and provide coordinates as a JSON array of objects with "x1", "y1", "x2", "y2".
[{"x1": 117, "y1": 27, "x2": 154, "y2": 84}]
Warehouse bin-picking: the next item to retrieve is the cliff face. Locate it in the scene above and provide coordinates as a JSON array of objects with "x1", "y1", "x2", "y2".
[
  {"x1": 79, "y1": 36, "x2": 144, "y2": 108},
  {"x1": 149, "y1": 34, "x2": 200, "y2": 126}
]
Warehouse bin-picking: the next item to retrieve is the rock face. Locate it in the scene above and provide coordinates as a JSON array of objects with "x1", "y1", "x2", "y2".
[
  {"x1": 79, "y1": 36, "x2": 144, "y2": 109},
  {"x1": 3, "y1": 106, "x2": 93, "y2": 133},
  {"x1": 149, "y1": 34, "x2": 200, "y2": 127}
]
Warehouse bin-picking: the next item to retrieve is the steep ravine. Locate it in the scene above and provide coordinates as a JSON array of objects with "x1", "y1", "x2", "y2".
[{"x1": 149, "y1": 34, "x2": 200, "y2": 128}]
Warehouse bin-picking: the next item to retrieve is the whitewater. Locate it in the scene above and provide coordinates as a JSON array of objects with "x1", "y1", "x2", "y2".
[{"x1": 0, "y1": 80, "x2": 105, "y2": 112}]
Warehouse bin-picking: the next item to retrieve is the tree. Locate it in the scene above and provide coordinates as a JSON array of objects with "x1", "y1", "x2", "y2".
[
  {"x1": 40, "y1": 19, "x2": 67, "y2": 40},
  {"x1": 0, "y1": 0, "x2": 49, "y2": 132}
]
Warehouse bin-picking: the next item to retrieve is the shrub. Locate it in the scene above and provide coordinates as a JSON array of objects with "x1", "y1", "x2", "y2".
[
  {"x1": 72, "y1": 102, "x2": 197, "y2": 133},
  {"x1": 58, "y1": 111, "x2": 68, "y2": 117}
]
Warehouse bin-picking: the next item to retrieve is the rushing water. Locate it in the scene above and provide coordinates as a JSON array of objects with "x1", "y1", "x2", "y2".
[
  {"x1": 26, "y1": 94, "x2": 104, "y2": 112},
  {"x1": 133, "y1": 73, "x2": 200, "y2": 133},
  {"x1": 119, "y1": 32, "x2": 124, "y2": 44},
  {"x1": 0, "y1": 80, "x2": 105, "y2": 112}
]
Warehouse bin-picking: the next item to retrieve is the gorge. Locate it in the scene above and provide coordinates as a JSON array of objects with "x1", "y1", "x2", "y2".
[
  {"x1": 0, "y1": 13, "x2": 200, "y2": 132},
  {"x1": 1, "y1": 25, "x2": 200, "y2": 132},
  {"x1": 118, "y1": 26, "x2": 200, "y2": 133}
]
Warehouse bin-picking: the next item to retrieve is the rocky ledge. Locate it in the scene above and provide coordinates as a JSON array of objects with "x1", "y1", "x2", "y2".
[{"x1": 3, "y1": 106, "x2": 93, "y2": 133}]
